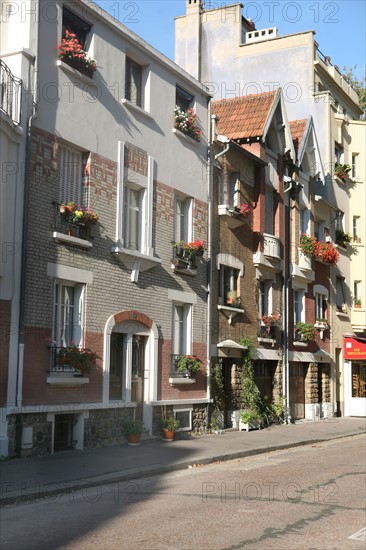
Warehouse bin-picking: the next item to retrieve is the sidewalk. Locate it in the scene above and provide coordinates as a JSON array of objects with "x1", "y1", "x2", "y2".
[{"x1": 1, "y1": 417, "x2": 365, "y2": 505}]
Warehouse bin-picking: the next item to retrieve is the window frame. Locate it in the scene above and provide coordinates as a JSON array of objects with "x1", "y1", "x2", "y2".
[
  {"x1": 172, "y1": 303, "x2": 192, "y2": 356},
  {"x1": 174, "y1": 196, "x2": 192, "y2": 244},
  {"x1": 336, "y1": 277, "x2": 346, "y2": 310},
  {"x1": 175, "y1": 85, "x2": 194, "y2": 112},
  {"x1": 58, "y1": 143, "x2": 83, "y2": 205},
  {"x1": 259, "y1": 280, "x2": 273, "y2": 317},
  {"x1": 352, "y1": 153, "x2": 358, "y2": 179},
  {"x1": 315, "y1": 292, "x2": 327, "y2": 320},
  {"x1": 265, "y1": 187, "x2": 274, "y2": 235},
  {"x1": 123, "y1": 184, "x2": 144, "y2": 251},
  {"x1": 125, "y1": 57, "x2": 143, "y2": 107},
  {"x1": 62, "y1": 6, "x2": 92, "y2": 48},
  {"x1": 52, "y1": 280, "x2": 85, "y2": 349}
]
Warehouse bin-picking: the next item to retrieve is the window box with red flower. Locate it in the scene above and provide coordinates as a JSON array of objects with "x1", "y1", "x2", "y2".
[
  {"x1": 55, "y1": 341, "x2": 97, "y2": 376},
  {"x1": 334, "y1": 163, "x2": 351, "y2": 184},
  {"x1": 174, "y1": 106, "x2": 202, "y2": 141},
  {"x1": 58, "y1": 30, "x2": 97, "y2": 78}
]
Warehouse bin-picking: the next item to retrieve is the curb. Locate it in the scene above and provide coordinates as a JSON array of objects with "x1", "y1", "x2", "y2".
[{"x1": 1, "y1": 432, "x2": 363, "y2": 506}]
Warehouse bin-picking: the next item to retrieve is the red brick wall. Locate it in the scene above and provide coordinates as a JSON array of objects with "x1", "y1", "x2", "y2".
[
  {"x1": 159, "y1": 340, "x2": 207, "y2": 400},
  {"x1": 22, "y1": 328, "x2": 103, "y2": 405}
]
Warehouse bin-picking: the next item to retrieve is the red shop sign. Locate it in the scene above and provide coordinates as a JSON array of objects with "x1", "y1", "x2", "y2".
[{"x1": 344, "y1": 337, "x2": 366, "y2": 360}]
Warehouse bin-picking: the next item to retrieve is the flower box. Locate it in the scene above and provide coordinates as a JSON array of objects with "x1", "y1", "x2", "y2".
[{"x1": 58, "y1": 30, "x2": 97, "y2": 79}]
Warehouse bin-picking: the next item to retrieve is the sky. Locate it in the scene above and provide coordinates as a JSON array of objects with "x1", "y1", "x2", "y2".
[{"x1": 93, "y1": 0, "x2": 366, "y2": 81}]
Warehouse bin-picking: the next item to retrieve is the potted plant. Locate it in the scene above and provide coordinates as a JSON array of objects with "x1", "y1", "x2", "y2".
[
  {"x1": 300, "y1": 234, "x2": 318, "y2": 257},
  {"x1": 177, "y1": 354, "x2": 201, "y2": 377},
  {"x1": 354, "y1": 298, "x2": 362, "y2": 308},
  {"x1": 294, "y1": 322, "x2": 317, "y2": 342},
  {"x1": 59, "y1": 201, "x2": 76, "y2": 215},
  {"x1": 162, "y1": 416, "x2": 181, "y2": 441},
  {"x1": 260, "y1": 313, "x2": 281, "y2": 335},
  {"x1": 58, "y1": 29, "x2": 97, "y2": 77},
  {"x1": 335, "y1": 230, "x2": 352, "y2": 247},
  {"x1": 227, "y1": 203, "x2": 251, "y2": 216},
  {"x1": 174, "y1": 106, "x2": 201, "y2": 141},
  {"x1": 271, "y1": 395, "x2": 287, "y2": 424},
  {"x1": 239, "y1": 337, "x2": 268, "y2": 431},
  {"x1": 334, "y1": 162, "x2": 351, "y2": 183},
  {"x1": 122, "y1": 420, "x2": 144, "y2": 446},
  {"x1": 55, "y1": 340, "x2": 97, "y2": 375},
  {"x1": 73, "y1": 205, "x2": 99, "y2": 225}
]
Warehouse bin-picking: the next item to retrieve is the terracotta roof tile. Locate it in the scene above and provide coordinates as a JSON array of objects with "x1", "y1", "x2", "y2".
[
  {"x1": 289, "y1": 119, "x2": 307, "y2": 153},
  {"x1": 212, "y1": 91, "x2": 277, "y2": 140}
]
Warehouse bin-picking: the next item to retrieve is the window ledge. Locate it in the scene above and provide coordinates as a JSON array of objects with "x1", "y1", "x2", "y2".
[
  {"x1": 121, "y1": 99, "x2": 154, "y2": 120},
  {"x1": 57, "y1": 60, "x2": 97, "y2": 86},
  {"x1": 218, "y1": 205, "x2": 249, "y2": 229},
  {"x1": 171, "y1": 263, "x2": 197, "y2": 277},
  {"x1": 336, "y1": 310, "x2": 349, "y2": 317},
  {"x1": 293, "y1": 341, "x2": 308, "y2": 348},
  {"x1": 53, "y1": 231, "x2": 93, "y2": 249},
  {"x1": 47, "y1": 375, "x2": 89, "y2": 386},
  {"x1": 112, "y1": 245, "x2": 162, "y2": 282},
  {"x1": 172, "y1": 128, "x2": 200, "y2": 145},
  {"x1": 218, "y1": 304, "x2": 244, "y2": 325},
  {"x1": 169, "y1": 377, "x2": 196, "y2": 385},
  {"x1": 257, "y1": 337, "x2": 276, "y2": 345}
]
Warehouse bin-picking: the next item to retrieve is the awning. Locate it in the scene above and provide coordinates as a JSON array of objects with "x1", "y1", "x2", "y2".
[{"x1": 344, "y1": 337, "x2": 366, "y2": 360}]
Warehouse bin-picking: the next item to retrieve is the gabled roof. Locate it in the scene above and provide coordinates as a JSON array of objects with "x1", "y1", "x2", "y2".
[
  {"x1": 289, "y1": 119, "x2": 307, "y2": 156},
  {"x1": 289, "y1": 116, "x2": 325, "y2": 182},
  {"x1": 212, "y1": 90, "x2": 278, "y2": 140}
]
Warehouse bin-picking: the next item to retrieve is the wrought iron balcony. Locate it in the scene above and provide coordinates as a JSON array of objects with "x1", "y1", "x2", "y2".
[{"x1": 0, "y1": 59, "x2": 22, "y2": 124}]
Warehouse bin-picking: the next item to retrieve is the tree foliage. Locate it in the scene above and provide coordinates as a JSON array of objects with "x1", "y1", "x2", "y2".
[{"x1": 342, "y1": 65, "x2": 366, "y2": 119}]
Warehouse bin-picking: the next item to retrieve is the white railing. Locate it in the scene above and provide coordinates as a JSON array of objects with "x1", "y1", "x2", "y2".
[{"x1": 263, "y1": 234, "x2": 281, "y2": 259}]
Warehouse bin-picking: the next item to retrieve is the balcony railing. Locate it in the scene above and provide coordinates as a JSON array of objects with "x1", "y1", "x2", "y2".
[
  {"x1": 49, "y1": 346, "x2": 94, "y2": 374},
  {"x1": 0, "y1": 59, "x2": 22, "y2": 124}
]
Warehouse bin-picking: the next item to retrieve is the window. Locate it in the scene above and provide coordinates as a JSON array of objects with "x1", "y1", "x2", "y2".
[
  {"x1": 300, "y1": 209, "x2": 307, "y2": 236},
  {"x1": 353, "y1": 217, "x2": 361, "y2": 243},
  {"x1": 123, "y1": 186, "x2": 143, "y2": 250},
  {"x1": 336, "y1": 277, "x2": 346, "y2": 310},
  {"x1": 228, "y1": 172, "x2": 240, "y2": 206},
  {"x1": 265, "y1": 188, "x2": 274, "y2": 235},
  {"x1": 125, "y1": 57, "x2": 142, "y2": 107},
  {"x1": 173, "y1": 407, "x2": 192, "y2": 431},
  {"x1": 220, "y1": 266, "x2": 240, "y2": 305},
  {"x1": 172, "y1": 304, "x2": 191, "y2": 355},
  {"x1": 176, "y1": 86, "x2": 193, "y2": 112},
  {"x1": 335, "y1": 211, "x2": 344, "y2": 234},
  {"x1": 351, "y1": 363, "x2": 366, "y2": 398},
  {"x1": 58, "y1": 144, "x2": 82, "y2": 204},
  {"x1": 293, "y1": 290, "x2": 304, "y2": 323},
  {"x1": 53, "y1": 281, "x2": 84, "y2": 348},
  {"x1": 259, "y1": 280, "x2": 272, "y2": 317},
  {"x1": 62, "y1": 6, "x2": 91, "y2": 48},
  {"x1": 174, "y1": 196, "x2": 192, "y2": 243},
  {"x1": 334, "y1": 143, "x2": 343, "y2": 164},
  {"x1": 315, "y1": 292, "x2": 327, "y2": 320},
  {"x1": 354, "y1": 281, "x2": 361, "y2": 305},
  {"x1": 352, "y1": 154, "x2": 358, "y2": 179}
]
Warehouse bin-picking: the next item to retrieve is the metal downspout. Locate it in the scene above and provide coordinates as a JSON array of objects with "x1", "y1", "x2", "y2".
[{"x1": 16, "y1": 3, "x2": 39, "y2": 415}]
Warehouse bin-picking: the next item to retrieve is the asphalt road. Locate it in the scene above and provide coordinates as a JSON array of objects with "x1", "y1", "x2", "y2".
[{"x1": 1, "y1": 434, "x2": 365, "y2": 550}]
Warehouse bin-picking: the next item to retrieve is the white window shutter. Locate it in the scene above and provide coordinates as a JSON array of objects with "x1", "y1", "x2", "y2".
[{"x1": 58, "y1": 144, "x2": 82, "y2": 204}]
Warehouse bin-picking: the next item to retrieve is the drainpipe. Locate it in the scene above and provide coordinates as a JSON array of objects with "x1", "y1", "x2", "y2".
[
  {"x1": 205, "y1": 104, "x2": 213, "y2": 429},
  {"x1": 205, "y1": 121, "x2": 231, "y2": 431},
  {"x1": 16, "y1": 5, "x2": 39, "y2": 416},
  {"x1": 283, "y1": 177, "x2": 303, "y2": 423}
]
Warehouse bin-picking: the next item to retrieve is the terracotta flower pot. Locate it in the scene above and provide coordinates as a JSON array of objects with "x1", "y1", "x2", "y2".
[
  {"x1": 162, "y1": 428, "x2": 175, "y2": 442},
  {"x1": 127, "y1": 433, "x2": 141, "y2": 446}
]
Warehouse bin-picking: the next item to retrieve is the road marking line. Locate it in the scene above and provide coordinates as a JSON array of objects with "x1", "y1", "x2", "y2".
[{"x1": 349, "y1": 527, "x2": 366, "y2": 541}]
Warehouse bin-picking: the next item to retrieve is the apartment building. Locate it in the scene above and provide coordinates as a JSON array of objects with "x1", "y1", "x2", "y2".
[
  {"x1": 175, "y1": 0, "x2": 365, "y2": 418},
  {"x1": 0, "y1": 0, "x2": 211, "y2": 456}
]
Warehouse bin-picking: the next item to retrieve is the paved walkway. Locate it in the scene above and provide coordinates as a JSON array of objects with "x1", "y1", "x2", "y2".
[{"x1": 1, "y1": 417, "x2": 365, "y2": 505}]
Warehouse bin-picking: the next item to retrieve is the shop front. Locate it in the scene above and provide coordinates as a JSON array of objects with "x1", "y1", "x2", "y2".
[{"x1": 344, "y1": 337, "x2": 366, "y2": 417}]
